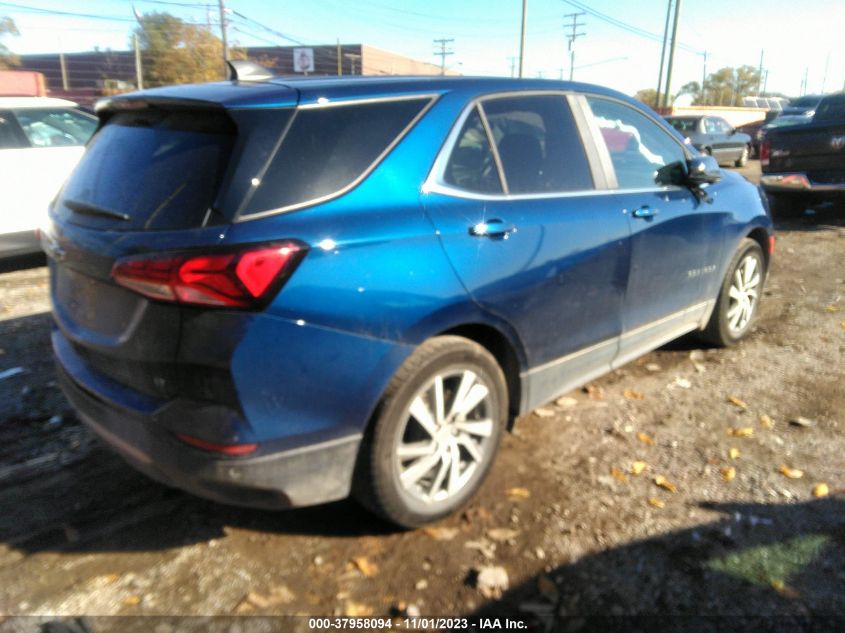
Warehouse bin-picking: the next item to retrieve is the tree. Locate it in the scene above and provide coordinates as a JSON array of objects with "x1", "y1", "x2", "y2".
[
  {"x1": 133, "y1": 12, "x2": 244, "y2": 87},
  {"x1": 677, "y1": 81, "x2": 701, "y2": 102},
  {"x1": 0, "y1": 16, "x2": 20, "y2": 69},
  {"x1": 699, "y1": 65, "x2": 761, "y2": 106},
  {"x1": 634, "y1": 88, "x2": 675, "y2": 109}
]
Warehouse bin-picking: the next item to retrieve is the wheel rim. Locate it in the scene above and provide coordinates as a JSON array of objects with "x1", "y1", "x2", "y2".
[
  {"x1": 727, "y1": 253, "x2": 761, "y2": 334},
  {"x1": 395, "y1": 369, "x2": 494, "y2": 505}
]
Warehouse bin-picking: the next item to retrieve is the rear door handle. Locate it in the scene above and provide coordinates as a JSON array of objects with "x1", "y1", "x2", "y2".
[
  {"x1": 469, "y1": 219, "x2": 517, "y2": 239},
  {"x1": 631, "y1": 206, "x2": 659, "y2": 219}
]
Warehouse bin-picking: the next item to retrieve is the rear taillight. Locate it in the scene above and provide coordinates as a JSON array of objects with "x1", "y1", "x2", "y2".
[
  {"x1": 759, "y1": 140, "x2": 770, "y2": 166},
  {"x1": 175, "y1": 433, "x2": 258, "y2": 456},
  {"x1": 768, "y1": 235, "x2": 775, "y2": 255},
  {"x1": 112, "y1": 242, "x2": 305, "y2": 309}
]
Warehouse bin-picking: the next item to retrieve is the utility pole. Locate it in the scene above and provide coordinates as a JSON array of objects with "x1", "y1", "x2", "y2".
[
  {"x1": 337, "y1": 39, "x2": 342, "y2": 76},
  {"x1": 801, "y1": 67, "x2": 809, "y2": 96},
  {"x1": 757, "y1": 50, "x2": 764, "y2": 95},
  {"x1": 662, "y1": 0, "x2": 682, "y2": 109},
  {"x1": 218, "y1": 0, "x2": 228, "y2": 73},
  {"x1": 508, "y1": 56, "x2": 517, "y2": 78},
  {"x1": 655, "y1": 0, "x2": 673, "y2": 110},
  {"x1": 344, "y1": 52, "x2": 361, "y2": 75},
  {"x1": 700, "y1": 50, "x2": 707, "y2": 104},
  {"x1": 518, "y1": 0, "x2": 527, "y2": 78},
  {"x1": 821, "y1": 53, "x2": 829, "y2": 93},
  {"x1": 59, "y1": 52, "x2": 68, "y2": 91},
  {"x1": 433, "y1": 38, "x2": 454, "y2": 76},
  {"x1": 134, "y1": 32, "x2": 143, "y2": 90},
  {"x1": 563, "y1": 12, "x2": 586, "y2": 81}
]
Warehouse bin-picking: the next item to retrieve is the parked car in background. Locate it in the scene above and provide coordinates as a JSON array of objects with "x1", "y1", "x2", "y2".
[
  {"x1": 45, "y1": 69, "x2": 773, "y2": 527},
  {"x1": 0, "y1": 97, "x2": 97, "y2": 258},
  {"x1": 761, "y1": 92, "x2": 845, "y2": 215},
  {"x1": 664, "y1": 115, "x2": 752, "y2": 167},
  {"x1": 781, "y1": 95, "x2": 824, "y2": 117},
  {"x1": 736, "y1": 110, "x2": 783, "y2": 158}
]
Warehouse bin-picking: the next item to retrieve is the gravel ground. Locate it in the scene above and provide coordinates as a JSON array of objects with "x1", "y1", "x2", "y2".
[{"x1": 0, "y1": 163, "x2": 844, "y2": 629}]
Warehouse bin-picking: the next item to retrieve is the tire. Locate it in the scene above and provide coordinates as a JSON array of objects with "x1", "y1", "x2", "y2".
[
  {"x1": 354, "y1": 336, "x2": 508, "y2": 528},
  {"x1": 734, "y1": 145, "x2": 749, "y2": 167},
  {"x1": 700, "y1": 238, "x2": 766, "y2": 347},
  {"x1": 768, "y1": 194, "x2": 806, "y2": 218}
]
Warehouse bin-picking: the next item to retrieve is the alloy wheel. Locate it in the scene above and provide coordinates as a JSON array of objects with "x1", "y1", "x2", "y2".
[
  {"x1": 395, "y1": 369, "x2": 494, "y2": 504},
  {"x1": 727, "y1": 253, "x2": 761, "y2": 333}
]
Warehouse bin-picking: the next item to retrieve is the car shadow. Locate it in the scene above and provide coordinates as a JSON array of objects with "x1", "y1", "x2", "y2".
[
  {"x1": 469, "y1": 497, "x2": 845, "y2": 626},
  {"x1": 0, "y1": 252, "x2": 46, "y2": 274},
  {"x1": 771, "y1": 199, "x2": 845, "y2": 232}
]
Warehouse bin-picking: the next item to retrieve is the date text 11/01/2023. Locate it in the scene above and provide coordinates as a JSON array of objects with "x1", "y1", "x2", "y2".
[{"x1": 307, "y1": 617, "x2": 528, "y2": 630}]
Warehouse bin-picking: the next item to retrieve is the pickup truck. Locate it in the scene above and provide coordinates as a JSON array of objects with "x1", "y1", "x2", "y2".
[{"x1": 760, "y1": 92, "x2": 845, "y2": 215}]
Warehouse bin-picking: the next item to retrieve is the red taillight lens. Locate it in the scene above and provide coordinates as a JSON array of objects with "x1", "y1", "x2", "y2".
[
  {"x1": 759, "y1": 140, "x2": 770, "y2": 166},
  {"x1": 768, "y1": 235, "x2": 775, "y2": 255},
  {"x1": 112, "y1": 242, "x2": 304, "y2": 308}
]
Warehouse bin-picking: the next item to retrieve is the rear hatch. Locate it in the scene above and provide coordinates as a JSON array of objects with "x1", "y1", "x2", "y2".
[
  {"x1": 47, "y1": 87, "x2": 297, "y2": 403},
  {"x1": 766, "y1": 95, "x2": 845, "y2": 181}
]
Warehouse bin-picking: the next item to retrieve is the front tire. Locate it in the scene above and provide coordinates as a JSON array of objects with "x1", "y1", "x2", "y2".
[
  {"x1": 354, "y1": 336, "x2": 508, "y2": 528},
  {"x1": 701, "y1": 238, "x2": 766, "y2": 347}
]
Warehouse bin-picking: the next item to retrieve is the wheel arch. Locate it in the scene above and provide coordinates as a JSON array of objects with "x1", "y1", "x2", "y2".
[
  {"x1": 437, "y1": 322, "x2": 524, "y2": 427},
  {"x1": 745, "y1": 225, "x2": 772, "y2": 269}
]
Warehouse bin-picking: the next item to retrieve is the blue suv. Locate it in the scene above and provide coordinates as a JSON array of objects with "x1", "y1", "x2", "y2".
[{"x1": 45, "y1": 64, "x2": 773, "y2": 527}]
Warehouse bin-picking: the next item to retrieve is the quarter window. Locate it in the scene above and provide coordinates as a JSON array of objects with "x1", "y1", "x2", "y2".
[
  {"x1": 443, "y1": 106, "x2": 503, "y2": 194},
  {"x1": 242, "y1": 98, "x2": 431, "y2": 215},
  {"x1": 587, "y1": 96, "x2": 687, "y2": 189}
]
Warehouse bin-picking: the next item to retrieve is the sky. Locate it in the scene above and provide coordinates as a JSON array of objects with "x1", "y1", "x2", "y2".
[{"x1": 1, "y1": 0, "x2": 843, "y2": 99}]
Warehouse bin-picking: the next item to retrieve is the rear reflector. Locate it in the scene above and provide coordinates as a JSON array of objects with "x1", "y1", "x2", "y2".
[
  {"x1": 768, "y1": 235, "x2": 775, "y2": 255},
  {"x1": 113, "y1": 242, "x2": 305, "y2": 308},
  {"x1": 176, "y1": 433, "x2": 258, "y2": 456}
]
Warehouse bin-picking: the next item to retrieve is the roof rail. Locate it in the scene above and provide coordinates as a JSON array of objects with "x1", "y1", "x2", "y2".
[{"x1": 226, "y1": 60, "x2": 274, "y2": 82}]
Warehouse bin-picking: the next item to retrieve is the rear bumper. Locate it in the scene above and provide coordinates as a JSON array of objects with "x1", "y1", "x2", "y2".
[
  {"x1": 0, "y1": 230, "x2": 41, "y2": 259},
  {"x1": 54, "y1": 331, "x2": 362, "y2": 510},
  {"x1": 760, "y1": 172, "x2": 845, "y2": 193}
]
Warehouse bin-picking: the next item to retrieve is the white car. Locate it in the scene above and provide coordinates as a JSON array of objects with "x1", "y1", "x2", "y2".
[{"x1": 0, "y1": 97, "x2": 96, "y2": 258}]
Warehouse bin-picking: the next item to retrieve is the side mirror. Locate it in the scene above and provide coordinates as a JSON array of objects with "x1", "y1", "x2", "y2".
[{"x1": 686, "y1": 155, "x2": 721, "y2": 186}]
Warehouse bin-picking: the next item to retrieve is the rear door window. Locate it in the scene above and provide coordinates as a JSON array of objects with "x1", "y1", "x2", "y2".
[
  {"x1": 481, "y1": 95, "x2": 593, "y2": 194},
  {"x1": 241, "y1": 97, "x2": 432, "y2": 216},
  {"x1": 443, "y1": 106, "x2": 503, "y2": 194},
  {"x1": 58, "y1": 108, "x2": 237, "y2": 231}
]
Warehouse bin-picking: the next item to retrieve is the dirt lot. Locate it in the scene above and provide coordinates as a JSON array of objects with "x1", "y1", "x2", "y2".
[{"x1": 0, "y1": 162, "x2": 844, "y2": 629}]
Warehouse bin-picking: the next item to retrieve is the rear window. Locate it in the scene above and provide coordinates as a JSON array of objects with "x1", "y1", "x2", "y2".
[
  {"x1": 814, "y1": 95, "x2": 845, "y2": 123},
  {"x1": 666, "y1": 118, "x2": 697, "y2": 133},
  {"x1": 59, "y1": 108, "x2": 236, "y2": 231},
  {"x1": 12, "y1": 107, "x2": 96, "y2": 147},
  {"x1": 241, "y1": 97, "x2": 431, "y2": 216}
]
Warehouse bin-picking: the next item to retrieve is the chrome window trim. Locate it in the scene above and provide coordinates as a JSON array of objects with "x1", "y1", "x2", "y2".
[
  {"x1": 476, "y1": 101, "x2": 510, "y2": 194},
  {"x1": 234, "y1": 94, "x2": 440, "y2": 222},
  {"x1": 297, "y1": 92, "x2": 442, "y2": 109}
]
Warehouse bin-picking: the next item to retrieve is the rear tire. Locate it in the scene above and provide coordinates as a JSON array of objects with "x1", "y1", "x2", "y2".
[
  {"x1": 734, "y1": 145, "x2": 749, "y2": 167},
  {"x1": 354, "y1": 336, "x2": 507, "y2": 528},
  {"x1": 700, "y1": 238, "x2": 766, "y2": 347}
]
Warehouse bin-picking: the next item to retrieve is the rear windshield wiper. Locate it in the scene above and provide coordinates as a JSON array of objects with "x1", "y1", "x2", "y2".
[{"x1": 64, "y1": 199, "x2": 130, "y2": 222}]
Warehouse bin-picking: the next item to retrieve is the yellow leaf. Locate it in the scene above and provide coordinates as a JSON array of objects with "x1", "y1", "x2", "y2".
[
  {"x1": 351, "y1": 556, "x2": 378, "y2": 578},
  {"x1": 585, "y1": 384, "x2": 603, "y2": 400},
  {"x1": 779, "y1": 464, "x2": 804, "y2": 479},
  {"x1": 630, "y1": 461, "x2": 647, "y2": 475},
  {"x1": 623, "y1": 389, "x2": 644, "y2": 400},
  {"x1": 727, "y1": 395, "x2": 748, "y2": 409},
  {"x1": 421, "y1": 526, "x2": 459, "y2": 541},
  {"x1": 759, "y1": 414, "x2": 774, "y2": 429},
  {"x1": 728, "y1": 447, "x2": 741, "y2": 460},
  {"x1": 825, "y1": 304, "x2": 839, "y2": 312},
  {"x1": 647, "y1": 497, "x2": 665, "y2": 508},
  {"x1": 610, "y1": 467, "x2": 628, "y2": 483},
  {"x1": 727, "y1": 427, "x2": 754, "y2": 437},
  {"x1": 506, "y1": 487, "x2": 531, "y2": 499},
  {"x1": 653, "y1": 475, "x2": 678, "y2": 493},
  {"x1": 813, "y1": 482, "x2": 830, "y2": 498},
  {"x1": 122, "y1": 595, "x2": 141, "y2": 606},
  {"x1": 344, "y1": 601, "x2": 374, "y2": 617},
  {"x1": 637, "y1": 432, "x2": 655, "y2": 445},
  {"x1": 770, "y1": 579, "x2": 800, "y2": 599},
  {"x1": 720, "y1": 466, "x2": 736, "y2": 482},
  {"x1": 840, "y1": 321, "x2": 845, "y2": 329}
]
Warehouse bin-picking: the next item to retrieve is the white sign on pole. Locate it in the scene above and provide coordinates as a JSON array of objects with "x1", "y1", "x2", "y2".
[{"x1": 293, "y1": 48, "x2": 315, "y2": 73}]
